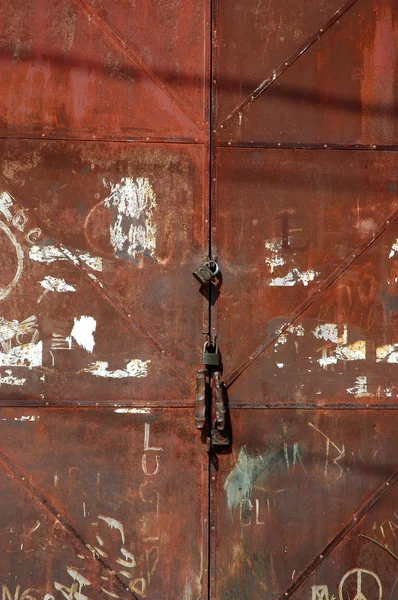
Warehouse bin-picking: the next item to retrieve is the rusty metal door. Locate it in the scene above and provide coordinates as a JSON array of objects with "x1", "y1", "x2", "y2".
[
  {"x1": 1, "y1": 1, "x2": 398, "y2": 599},
  {"x1": 212, "y1": 0, "x2": 398, "y2": 599},
  {"x1": 0, "y1": 0, "x2": 209, "y2": 598}
]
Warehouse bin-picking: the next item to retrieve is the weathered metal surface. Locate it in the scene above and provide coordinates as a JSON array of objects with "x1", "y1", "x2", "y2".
[
  {"x1": 223, "y1": 213, "x2": 398, "y2": 405},
  {"x1": 0, "y1": 407, "x2": 207, "y2": 599},
  {"x1": 214, "y1": 0, "x2": 347, "y2": 127},
  {"x1": 213, "y1": 409, "x2": 398, "y2": 600},
  {"x1": 0, "y1": 140, "x2": 206, "y2": 405},
  {"x1": 215, "y1": 147, "x2": 398, "y2": 403},
  {"x1": 0, "y1": 0, "x2": 206, "y2": 142},
  {"x1": 218, "y1": 0, "x2": 398, "y2": 145}
]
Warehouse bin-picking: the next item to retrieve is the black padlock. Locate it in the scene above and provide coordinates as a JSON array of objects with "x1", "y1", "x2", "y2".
[
  {"x1": 202, "y1": 341, "x2": 220, "y2": 367},
  {"x1": 193, "y1": 261, "x2": 220, "y2": 285}
]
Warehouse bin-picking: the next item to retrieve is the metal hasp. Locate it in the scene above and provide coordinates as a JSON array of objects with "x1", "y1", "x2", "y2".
[
  {"x1": 211, "y1": 371, "x2": 230, "y2": 446},
  {"x1": 195, "y1": 368, "x2": 207, "y2": 429},
  {"x1": 193, "y1": 260, "x2": 220, "y2": 285}
]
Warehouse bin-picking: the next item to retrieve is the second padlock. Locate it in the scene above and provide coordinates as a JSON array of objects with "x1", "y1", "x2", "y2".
[{"x1": 202, "y1": 341, "x2": 220, "y2": 367}]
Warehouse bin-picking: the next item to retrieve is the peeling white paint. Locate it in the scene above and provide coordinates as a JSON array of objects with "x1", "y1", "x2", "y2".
[
  {"x1": 276, "y1": 363, "x2": 285, "y2": 369},
  {"x1": 0, "y1": 370, "x2": 26, "y2": 386},
  {"x1": 264, "y1": 237, "x2": 288, "y2": 273},
  {"x1": 347, "y1": 376, "x2": 370, "y2": 398},
  {"x1": 376, "y1": 344, "x2": 398, "y2": 363},
  {"x1": 274, "y1": 334, "x2": 287, "y2": 346},
  {"x1": 83, "y1": 359, "x2": 150, "y2": 379},
  {"x1": 287, "y1": 324, "x2": 305, "y2": 336},
  {"x1": 0, "y1": 315, "x2": 38, "y2": 348},
  {"x1": 114, "y1": 408, "x2": 151, "y2": 414},
  {"x1": 103, "y1": 176, "x2": 157, "y2": 261},
  {"x1": 0, "y1": 341, "x2": 42, "y2": 368},
  {"x1": 39, "y1": 276, "x2": 76, "y2": 293},
  {"x1": 389, "y1": 239, "x2": 398, "y2": 258},
  {"x1": 318, "y1": 353, "x2": 338, "y2": 369},
  {"x1": 70, "y1": 316, "x2": 96, "y2": 353},
  {"x1": 313, "y1": 323, "x2": 348, "y2": 345},
  {"x1": 335, "y1": 340, "x2": 366, "y2": 361},
  {"x1": 29, "y1": 245, "x2": 102, "y2": 271},
  {"x1": 0, "y1": 191, "x2": 13, "y2": 220},
  {"x1": 15, "y1": 415, "x2": 39, "y2": 421},
  {"x1": 269, "y1": 268, "x2": 319, "y2": 287}
]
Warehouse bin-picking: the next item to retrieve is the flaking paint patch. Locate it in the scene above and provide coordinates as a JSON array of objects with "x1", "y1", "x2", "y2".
[
  {"x1": 70, "y1": 316, "x2": 96, "y2": 353},
  {"x1": 347, "y1": 376, "x2": 370, "y2": 398},
  {"x1": 389, "y1": 239, "x2": 398, "y2": 258},
  {"x1": 0, "y1": 315, "x2": 37, "y2": 347},
  {"x1": 114, "y1": 408, "x2": 151, "y2": 414},
  {"x1": 376, "y1": 344, "x2": 398, "y2": 363},
  {"x1": 29, "y1": 245, "x2": 102, "y2": 271},
  {"x1": 83, "y1": 359, "x2": 150, "y2": 378},
  {"x1": 313, "y1": 323, "x2": 348, "y2": 345},
  {"x1": 335, "y1": 340, "x2": 366, "y2": 361},
  {"x1": 103, "y1": 176, "x2": 157, "y2": 261},
  {"x1": 0, "y1": 369, "x2": 26, "y2": 386},
  {"x1": 0, "y1": 191, "x2": 13, "y2": 220},
  {"x1": 39, "y1": 276, "x2": 76, "y2": 293},
  {"x1": 269, "y1": 268, "x2": 319, "y2": 287},
  {"x1": 0, "y1": 341, "x2": 42, "y2": 368}
]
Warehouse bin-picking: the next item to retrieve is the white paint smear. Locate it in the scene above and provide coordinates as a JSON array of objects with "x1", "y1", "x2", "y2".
[
  {"x1": 103, "y1": 176, "x2": 157, "y2": 260},
  {"x1": 29, "y1": 245, "x2": 102, "y2": 271},
  {"x1": 0, "y1": 341, "x2": 42, "y2": 368},
  {"x1": 114, "y1": 408, "x2": 151, "y2": 414},
  {"x1": 83, "y1": 359, "x2": 150, "y2": 378},
  {"x1": 389, "y1": 239, "x2": 398, "y2": 258},
  {"x1": 0, "y1": 370, "x2": 26, "y2": 386},
  {"x1": 39, "y1": 276, "x2": 76, "y2": 293},
  {"x1": 70, "y1": 316, "x2": 96, "y2": 353},
  {"x1": 376, "y1": 344, "x2": 398, "y2": 363},
  {"x1": 269, "y1": 268, "x2": 319, "y2": 287}
]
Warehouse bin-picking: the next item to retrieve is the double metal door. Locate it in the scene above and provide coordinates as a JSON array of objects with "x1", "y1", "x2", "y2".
[{"x1": 0, "y1": 0, "x2": 397, "y2": 598}]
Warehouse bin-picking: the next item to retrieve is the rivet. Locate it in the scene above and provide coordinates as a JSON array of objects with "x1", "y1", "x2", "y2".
[
  {"x1": 324, "y1": 144, "x2": 328, "y2": 148},
  {"x1": 285, "y1": 62, "x2": 288, "y2": 66},
  {"x1": 372, "y1": 144, "x2": 376, "y2": 149},
  {"x1": 213, "y1": 79, "x2": 216, "y2": 84},
  {"x1": 320, "y1": 554, "x2": 323, "y2": 558},
  {"x1": 212, "y1": 476, "x2": 215, "y2": 480},
  {"x1": 387, "y1": 482, "x2": 390, "y2": 485},
  {"x1": 278, "y1": 143, "x2": 281, "y2": 147},
  {"x1": 95, "y1": 402, "x2": 99, "y2": 406},
  {"x1": 228, "y1": 142, "x2": 231, "y2": 145},
  {"x1": 220, "y1": 125, "x2": 224, "y2": 129},
  {"x1": 251, "y1": 96, "x2": 254, "y2": 101},
  {"x1": 320, "y1": 28, "x2": 324, "y2": 32}
]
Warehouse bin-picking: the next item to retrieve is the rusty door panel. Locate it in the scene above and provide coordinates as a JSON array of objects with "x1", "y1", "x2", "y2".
[
  {"x1": 0, "y1": 407, "x2": 207, "y2": 599},
  {"x1": 214, "y1": 0, "x2": 346, "y2": 126},
  {"x1": 218, "y1": 0, "x2": 398, "y2": 146},
  {"x1": 0, "y1": 140, "x2": 207, "y2": 405},
  {"x1": 81, "y1": 0, "x2": 209, "y2": 128},
  {"x1": 215, "y1": 147, "x2": 398, "y2": 381},
  {"x1": 222, "y1": 216, "x2": 398, "y2": 406},
  {"x1": 0, "y1": 0, "x2": 205, "y2": 142},
  {"x1": 213, "y1": 409, "x2": 398, "y2": 600},
  {"x1": 290, "y1": 480, "x2": 398, "y2": 600}
]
